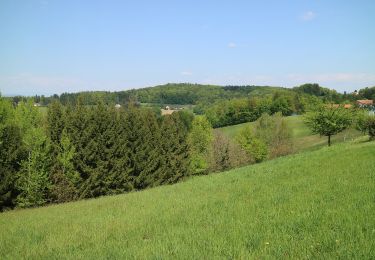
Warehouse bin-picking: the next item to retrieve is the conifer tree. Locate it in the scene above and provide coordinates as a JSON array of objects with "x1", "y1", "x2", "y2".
[
  {"x1": 0, "y1": 124, "x2": 25, "y2": 210},
  {"x1": 14, "y1": 100, "x2": 51, "y2": 207},
  {"x1": 132, "y1": 108, "x2": 162, "y2": 188},
  {"x1": 104, "y1": 108, "x2": 133, "y2": 193},
  {"x1": 77, "y1": 101, "x2": 110, "y2": 197},
  {"x1": 47, "y1": 100, "x2": 65, "y2": 154},
  {"x1": 50, "y1": 129, "x2": 80, "y2": 202},
  {"x1": 158, "y1": 112, "x2": 191, "y2": 184}
]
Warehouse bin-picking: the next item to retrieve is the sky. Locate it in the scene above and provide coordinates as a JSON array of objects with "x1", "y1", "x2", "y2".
[{"x1": 0, "y1": 0, "x2": 374, "y2": 96}]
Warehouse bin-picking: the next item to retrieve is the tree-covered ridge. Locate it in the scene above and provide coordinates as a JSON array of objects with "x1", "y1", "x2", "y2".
[
  {"x1": 15, "y1": 83, "x2": 375, "y2": 107},
  {"x1": 52, "y1": 83, "x2": 287, "y2": 106}
]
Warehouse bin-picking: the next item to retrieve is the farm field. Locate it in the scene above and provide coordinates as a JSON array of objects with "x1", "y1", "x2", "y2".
[
  {"x1": 1, "y1": 140, "x2": 374, "y2": 259},
  {"x1": 218, "y1": 115, "x2": 362, "y2": 152}
]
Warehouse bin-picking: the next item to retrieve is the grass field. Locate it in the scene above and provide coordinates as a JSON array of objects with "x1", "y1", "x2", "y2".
[
  {"x1": 218, "y1": 115, "x2": 362, "y2": 152},
  {"x1": 1, "y1": 140, "x2": 374, "y2": 259}
]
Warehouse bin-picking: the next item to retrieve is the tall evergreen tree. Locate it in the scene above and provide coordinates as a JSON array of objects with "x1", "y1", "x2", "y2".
[
  {"x1": 14, "y1": 100, "x2": 51, "y2": 207},
  {"x1": 0, "y1": 124, "x2": 25, "y2": 210},
  {"x1": 158, "y1": 112, "x2": 191, "y2": 185},
  {"x1": 50, "y1": 129, "x2": 80, "y2": 202}
]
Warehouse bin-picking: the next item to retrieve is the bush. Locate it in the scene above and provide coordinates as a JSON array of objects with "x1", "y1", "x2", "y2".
[
  {"x1": 356, "y1": 111, "x2": 375, "y2": 141},
  {"x1": 209, "y1": 131, "x2": 250, "y2": 172},
  {"x1": 236, "y1": 126, "x2": 268, "y2": 162}
]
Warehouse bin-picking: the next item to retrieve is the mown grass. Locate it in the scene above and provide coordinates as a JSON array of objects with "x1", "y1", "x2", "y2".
[
  {"x1": 219, "y1": 115, "x2": 362, "y2": 152},
  {"x1": 1, "y1": 140, "x2": 374, "y2": 259}
]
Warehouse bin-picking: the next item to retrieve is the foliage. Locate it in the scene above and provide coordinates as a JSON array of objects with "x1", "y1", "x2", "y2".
[
  {"x1": 16, "y1": 127, "x2": 51, "y2": 208},
  {"x1": 0, "y1": 125, "x2": 25, "y2": 210},
  {"x1": 12, "y1": 100, "x2": 51, "y2": 208},
  {"x1": 187, "y1": 116, "x2": 213, "y2": 174},
  {"x1": 304, "y1": 106, "x2": 353, "y2": 146},
  {"x1": 358, "y1": 86, "x2": 375, "y2": 101},
  {"x1": 356, "y1": 110, "x2": 375, "y2": 140},
  {"x1": 236, "y1": 113, "x2": 293, "y2": 162},
  {"x1": 236, "y1": 126, "x2": 268, "y2": 162},
  {"x1": 1, "y1": 141, "x2": 374, "y2": 259},
  {"x1": 158, "y1": 112, "x2": 192, "y2": 184},
  {"x1": 209, "y1": 131, "x2": 250, "y2": 172},
  {"x1": 253, "y1": 113, "x2": 293, "y2": 158}
]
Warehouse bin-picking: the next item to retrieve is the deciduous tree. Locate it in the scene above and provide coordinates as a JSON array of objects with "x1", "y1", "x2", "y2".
[{"x1": 304, "y1": 106, "x2": 353, "y2": 146}]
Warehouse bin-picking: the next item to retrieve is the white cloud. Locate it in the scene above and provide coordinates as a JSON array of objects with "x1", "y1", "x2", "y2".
[
  {"x1": 181, "y1": 71, "x2": 192, "y2": 76},
  {"x1": 301, "y1": 11, "x2": 316, "y2": 21},
  {"x1": 228, "y1": 42, "x2": 237, "y2": 48}
]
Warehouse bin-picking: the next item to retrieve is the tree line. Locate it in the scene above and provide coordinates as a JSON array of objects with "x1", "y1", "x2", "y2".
[
  {"x1": 11, "y1": 83, "x2": 374, "y2": 108},
  {"x1": 1, "y1": 92, "x2": 374, "y2": 211},
  {"x1": 0, "y1": 98, "x2": 195, "y2": 210},
  {"x1": 1, "y1": 94, "x2": 300, "y2": 211},
  {"x1": 195, "y1": 91, "x2": 322, "y2": 128}
]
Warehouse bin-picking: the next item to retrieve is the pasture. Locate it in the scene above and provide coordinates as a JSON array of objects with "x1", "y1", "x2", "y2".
[
  {"x1": 1, "y1": 140, "x2": 374, "y2": 259},
  {"x1": 218, "y1": 115, "x2": 362, "y2": 152}
]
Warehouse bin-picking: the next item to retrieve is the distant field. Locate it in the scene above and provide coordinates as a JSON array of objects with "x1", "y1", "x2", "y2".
[
  {"x1": 218, "y1": 115, "x2": 362, "y2": 152},
  {"x1": 37, "y1": 106, "x2": 48, "y2": 116},
  {"x1": 1, "y1": 140, "x2": 374, "y2": 259}
]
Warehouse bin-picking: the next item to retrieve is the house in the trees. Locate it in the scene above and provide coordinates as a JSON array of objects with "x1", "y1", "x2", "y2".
[
  {"x1": 356, "y1": 100, "x2": 374, "y2": 108},
  {"x1": 161, "y1": 105, "x2": 178, "y2": 115}
]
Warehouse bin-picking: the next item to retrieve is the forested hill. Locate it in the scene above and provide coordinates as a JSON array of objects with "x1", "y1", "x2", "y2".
[
  {"x1": 12, "y1": 83, "x2": 375, "y2": 107},
  {"x1": 55, "y1": 83, "x2": 288, "y2": 106},
  {"x1": 122, "y1": 83, "x2": 286, "y2": 104}
]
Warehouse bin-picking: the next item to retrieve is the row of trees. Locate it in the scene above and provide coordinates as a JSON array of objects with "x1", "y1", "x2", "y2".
[
  {"x1": 304, "y1": 105, "x2": 375, "y2": 146},
  {"x1": 196, "y1": 92, "x2": 322, "y2": 128},
  {"x1": 0, "y1": 98, "x2": 196, "y2": 210},
  {"x1": 2, "y1": 94, "x2": 373, "y2": 211},
  {"x1": 1, "y1": 95, "x2": 301, "y2": 211},
  {"x1": 12, "y1": 83, "x2": 373, "y2": 108}
]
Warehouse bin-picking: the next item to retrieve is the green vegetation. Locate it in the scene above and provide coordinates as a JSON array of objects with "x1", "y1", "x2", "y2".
[
  {"x1": 1, "y1": 141, "x2": 374, "y2": 259},
  {"x1": 304, "y1": 106, "x2": 353, "y2": 146},
  {"x1": 219, "y1": 115, "x2": 361, "y2": 152},
  {"x1": 236, "y1": 113, "x2": 292, "y2": 162},
  {"x1": 0, "y1": 98, "x2": 193, "y2": 210},
  {"x1": 187, "y1": 116, "x2": 213, "y2": 174},
  {"x1": 356, "y1": 111, "x2": 375, "y2": 140}
]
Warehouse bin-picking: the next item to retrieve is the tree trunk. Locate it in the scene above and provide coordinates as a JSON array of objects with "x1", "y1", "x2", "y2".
[{"x1": 328, "y1": 135, "x2": 331, "y2": 146}]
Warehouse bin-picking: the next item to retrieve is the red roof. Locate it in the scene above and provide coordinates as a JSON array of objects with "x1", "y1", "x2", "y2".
[
  {"x1": 328, "y1": 104, "x2": 352, "y2": 109},
  {"x1": 357, "y1": 100, "x2": 374, "y2": 105}
]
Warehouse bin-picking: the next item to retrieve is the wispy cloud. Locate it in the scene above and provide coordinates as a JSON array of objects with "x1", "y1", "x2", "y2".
[
  {"x1": 301, "y1": 11, "x2": 316, "y2": 21},
  {"x1": 181, "y1": 71, "x2": 192, "y2": 76},
  {"x1": 228, "y1": 42, "x2": 237, "y2": 48}
]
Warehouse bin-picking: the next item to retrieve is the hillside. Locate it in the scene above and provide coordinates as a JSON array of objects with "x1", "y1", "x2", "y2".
[
  {"x1": 218, "y1": 115, "x2": 362, "y2": 152},
  {"x1": 1, "y1": 140, "x2": 374, "y2": 258}
]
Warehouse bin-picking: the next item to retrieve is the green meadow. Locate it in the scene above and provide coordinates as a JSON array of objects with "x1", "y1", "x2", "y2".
[
  {"x1": 1, "y1": 140, "x2": 374, "y2": 259},
  {"x1": 219, "y1": 115, "x2": 362, "y2": 152}
]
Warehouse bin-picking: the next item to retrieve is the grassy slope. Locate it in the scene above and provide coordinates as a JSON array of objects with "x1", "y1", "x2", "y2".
[
  {"x1": 219, "y1": 115, "x2": 362, "y2": 152},
  {"x1": 1, "y1": 141, "x2": 375, "y2": 259}
]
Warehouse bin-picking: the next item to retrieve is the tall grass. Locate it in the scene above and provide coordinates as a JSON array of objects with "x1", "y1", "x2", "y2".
[{"x1": 0, "y1": 141, "x2": 374, "y2": 259}]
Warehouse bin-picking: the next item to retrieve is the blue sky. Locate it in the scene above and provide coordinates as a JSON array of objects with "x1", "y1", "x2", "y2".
[{"x1": 0, "y1": 0, "x2": 374, "y2": 95}]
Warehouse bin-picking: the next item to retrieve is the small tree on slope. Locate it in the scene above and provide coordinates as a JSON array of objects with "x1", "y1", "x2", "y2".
[
  {"x1": 356, "y1": 111, "x2": 375, "y2": 141},
  {"x1": 304, "y1": 106, "x2": 353, "y2": 146}
]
